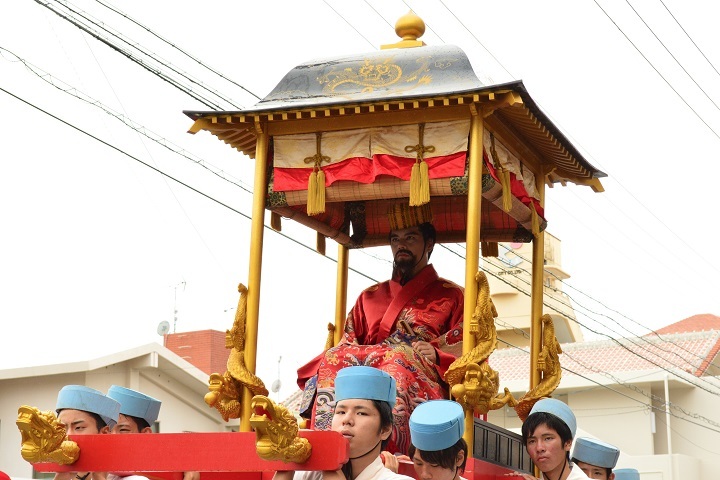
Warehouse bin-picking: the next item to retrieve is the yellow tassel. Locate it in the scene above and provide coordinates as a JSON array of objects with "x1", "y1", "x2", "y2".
[
  {"x1": 307, "y1": 170, "x2": 318, "y2": 215},
  {"x1": 315, "y1": 168, "x2": 326, "y2": 215},
  {"x1": 531, "y1": 204, "x2": 540, "y2": 236},
  {"x1": 316, "y1": 232, "x2": 326, "y2": 256},
  {"x1": 500, "y1": 168, "x2": 512, "y2": 212},
  {"x1": 324, "y1": 322, "x2": 336, "y2": 350},
  {"x1": 270, "y1": 212, "x2": 282, "y2": 232},
  {"x1": 410, "y1": 160, "x2": 430, "y2": 206},
  {"x1": 409, "y1": 161, "x2": 420, "y2": 206},
  {"x1": 419, "y1": 159, "x2": 430, "y2": 205}
]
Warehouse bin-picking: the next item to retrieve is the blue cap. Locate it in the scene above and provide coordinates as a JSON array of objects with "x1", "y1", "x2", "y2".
[
  {"x1": 335, "y1": 366, "x2": 396, "y2": 407},
  {"x1": 107, "y1": 385, "x2": 161, "y2": 426},
  {"x1": 410, "y1": 400, "x2": 464, "y2": 451},
  {"x1": 572, "y1": 437, "x2": 620, "y2": 468},
  {"x1": 56, "y1": 385, "x2": 120, "y2": 429},
  {"x1": 529, "y1": 398, "x2": 577, "y2": 438},
  {"x1": 613, "y1": 469, "x2": 639, "y2": 480}
]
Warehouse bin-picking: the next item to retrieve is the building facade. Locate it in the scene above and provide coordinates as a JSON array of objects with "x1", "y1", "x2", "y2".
[{"x1": 0, "y1": 341, "x2": 234, "y2": 478}]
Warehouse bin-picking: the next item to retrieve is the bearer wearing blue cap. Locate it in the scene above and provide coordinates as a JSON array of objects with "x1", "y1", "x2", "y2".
[
  {"x1": 612, "y1": 469, "x2": 639, "y2": 480},
  {"x1": 275, "y1": 366, "x2": 413, "y2": 480},
  {"x1": 408, "y1": 400, "x2": 468, "y2": 480},
  {"x1": 56, "y1": 385, "x2": 120, "y2": 434},
  {"x1": 54, "y1": 385, "x2": 120, "y2": 480},
  {"x1": 106, "y1": 386, "x2": 199, "y2": 480},
  {"x1": 510, "y1": 398, "x2": 590, "y2": 480},
  {"x1": 571, "y1": 438, "x2": 620, "y2": 480},
  {"x1": 107, "y1": 385, "x2": 161, "y2": 434}
]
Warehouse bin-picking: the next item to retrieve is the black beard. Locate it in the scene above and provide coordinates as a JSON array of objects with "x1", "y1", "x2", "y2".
[{"x1": 393, "y1": 254, "x2": 417, "y2": 285}]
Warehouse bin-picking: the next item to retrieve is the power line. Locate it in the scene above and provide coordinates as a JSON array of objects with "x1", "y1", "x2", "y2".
[
  {"x1": 0, "y1": 45, "x2": 253, "y2": 195},
  {"x1": 435, "y1": 0, "x2": 514, "y2": 79},
  {"x1": 590, "y1": 0, "x2": 720, "y2": 141},
  {"x1": 91, "y1": 0, "x2": 261, "y2": 101},
  {"x1": 0, "y1": 85, "x2": 379, "y2": 286},
  {"x1": 622, "y1": 0, "x2": 720, "y2": 112},
  {"x1": 656, "y1": 0, "x2": 720, "y2": 80},
  {"x1": 35, "y1": 0, "x2": 236, "y2": 110},
  {"x1": 321, "y1": 0, "x2": 377, "y2": 50}
]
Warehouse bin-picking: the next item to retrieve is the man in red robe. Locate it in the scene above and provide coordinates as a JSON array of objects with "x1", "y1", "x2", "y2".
[{"x1": 297, "y1": 204, "x2": 464, "y2": 455}]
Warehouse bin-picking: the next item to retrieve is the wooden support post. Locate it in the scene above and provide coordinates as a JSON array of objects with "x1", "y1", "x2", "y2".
[
  {"x1": 241, "y1": 124, "x2": 269, "y2": 431},
  {"x1": 334, "y1": 243, "x2": 349, "y2": 346},
  {"x1": 462, "y1": 103, "x2": 484, "y2": 448},
  {"x1": 529, "y1": 170, "x2": 546, "y2": 390}
]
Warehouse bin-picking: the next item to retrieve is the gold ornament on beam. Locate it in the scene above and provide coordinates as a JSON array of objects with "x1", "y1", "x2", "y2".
[
  {"x1": 16, "y1": 405, "x2": 79, "y2": 465},
  {"x1": 514, "y1": 314, "x2": 563, "y2": 421},
  {"x1": 204, "y1": 283, "x2": 269, "y2": 421},
  {"x1": 250, "y1": 395, "x2": 312, "y2": 463},
  {"x1": 445, "y1": 271, "x2": 516, "y2": 415}
]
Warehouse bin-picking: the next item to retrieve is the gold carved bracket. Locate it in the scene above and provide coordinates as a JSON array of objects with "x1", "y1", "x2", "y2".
[
  {"x1": 16, "y1": 405, "x2": 79, "y2": 465},
  {"x1": 446, "y1": 271, "x2": 516, "y2": 415},
  {"x1": 205, "y1": 283, "x2": 269, "y2": 421},
  {"x1": 514, "y1": 314, "x2": 563, "y2": 420},
  {"x1": 250, "y1": 395, "x2": 311, "y2": 463}
]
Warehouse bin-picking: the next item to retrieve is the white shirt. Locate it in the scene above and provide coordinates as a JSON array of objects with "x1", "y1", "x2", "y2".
[
  {"x1": 298, "y1": 457, "x2": 414, "y2": 480},
  {"x1": 566, "y1": 462, "x2": 591, "y2": 480}
]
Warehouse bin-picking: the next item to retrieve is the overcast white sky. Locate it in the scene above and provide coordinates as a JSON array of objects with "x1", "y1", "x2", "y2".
[{"x1": 1, "y1": 0, "x2": 719, "y2": 402}]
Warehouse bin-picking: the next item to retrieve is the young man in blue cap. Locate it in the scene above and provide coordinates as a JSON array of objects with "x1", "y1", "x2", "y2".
[
  {"x1": 407, "y1": 400, "x2": 468, "y2": 480},
  {"x1": 106, "y1": 386, "x2": 199, "y2": 480},
  {"x1": 276, "y1": 366, "x2": 413, "y2": 480},
  {"x1": 511, "y1": 398, "x2": 589, "y2": 480},
  {"x1": 54, "y1": 385, "x2": 121, "y2": 480},
  {"x1": 107, "y1": 385, "x2": 161, "y2": 434},
  {"x1": 612, "y1": 469, "x2": 639, "y2": 480},
  {"x1": 571, "y1": 438, "x2": 620, "y2": 480}
]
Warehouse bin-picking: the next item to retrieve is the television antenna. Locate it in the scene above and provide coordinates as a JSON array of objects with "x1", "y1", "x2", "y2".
[{"x1": 171, "y1": 281, "x2": 186, "y2": 333}]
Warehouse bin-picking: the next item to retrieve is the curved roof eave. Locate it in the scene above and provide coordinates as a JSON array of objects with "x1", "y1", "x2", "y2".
[{"x1": 184, "y1": 65, "x2": 605, "y2": 187}]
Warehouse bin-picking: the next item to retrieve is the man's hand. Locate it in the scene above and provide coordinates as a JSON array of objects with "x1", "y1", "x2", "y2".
[
  {"x1": 183, "y1": 472, "x2": 200, "y2": 480},
  {"x1": 411, "y1": 341, "x2": 437, "y2": 364},
  {"x1": 380, "y1": 451, "x2": 399, "y2": 473}
]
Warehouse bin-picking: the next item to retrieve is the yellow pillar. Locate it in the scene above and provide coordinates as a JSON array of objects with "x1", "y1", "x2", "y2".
[
  {"x1": 529, "y1": 171, "x2": 546, "y2": 390},
  {"x1": 462, "y1": 104, "x2": 484, "y2": 447},
  {"x1": 240, "y1": 123, "x2": 269, "y2": 431},
  {"x1": 334, "y1": 244, "x2": 349, "y2": 345}
]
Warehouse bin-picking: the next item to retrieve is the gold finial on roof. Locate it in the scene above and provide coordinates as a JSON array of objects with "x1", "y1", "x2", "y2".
[{"x1": 381, "y1": 11, "x2": 426, "y2": 50}]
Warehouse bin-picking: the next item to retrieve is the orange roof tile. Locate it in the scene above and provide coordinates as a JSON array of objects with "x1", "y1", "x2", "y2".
[
  {"x1": 653, "y1": 314, "x2": 720, "y2": 335},
  {"x1": 490, "y1": 329, "x2": 720, "y2": 382}
]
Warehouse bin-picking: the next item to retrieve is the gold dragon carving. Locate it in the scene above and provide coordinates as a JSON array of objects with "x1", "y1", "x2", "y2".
[
  {"x1": 514, "y1": 314, "x2": 563, "y2": 421},
  {"x1": 250, "y1": 395, "x2": 311, "y2": 463},
  {"x1": 16, "y1": 405, "x2": 79, "y2": 465},
  {"x1": 204, "y1": 283, "x2": 269, "y2": 421},
  {"x1": 445, "y1": 271, "x2": 517, "y2": 415}
]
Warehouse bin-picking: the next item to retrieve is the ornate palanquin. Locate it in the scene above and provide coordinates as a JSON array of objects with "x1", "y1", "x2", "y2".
[
  {"x1": 18, "y1": 12, "x2": 604, "y2": 480},
  {"x1": 185, "y1": 44, "x2": 605, "y2": 248}
]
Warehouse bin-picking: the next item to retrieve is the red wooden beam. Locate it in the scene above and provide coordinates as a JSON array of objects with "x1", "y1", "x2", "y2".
[{"x1": 32, "y1": 432, "x2": 348, "y2": 473}]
